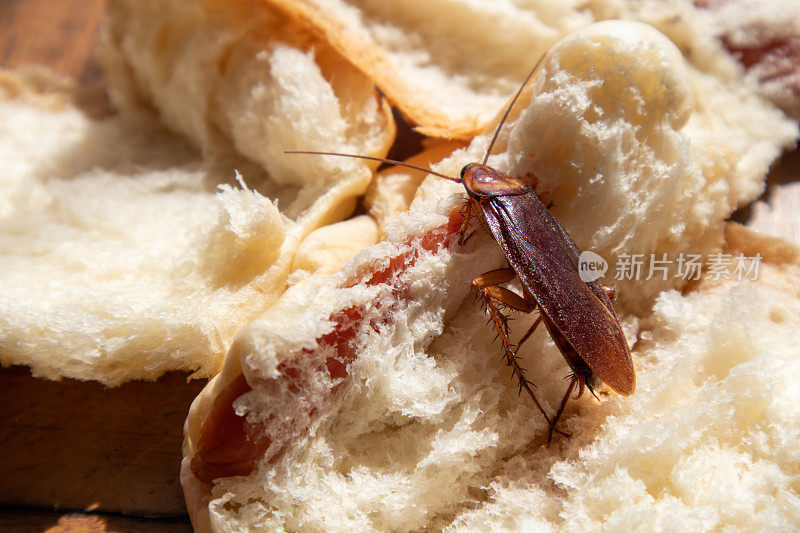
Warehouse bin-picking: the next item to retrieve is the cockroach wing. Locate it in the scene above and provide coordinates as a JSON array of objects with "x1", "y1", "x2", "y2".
[{"x1": 479, "y1": 190, "x2": 635, "y2": 396}]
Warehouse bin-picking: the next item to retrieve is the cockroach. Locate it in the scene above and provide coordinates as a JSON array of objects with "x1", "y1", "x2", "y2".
[{"x1": 287, "y1": 57, "x2": 635, "y2": 441}]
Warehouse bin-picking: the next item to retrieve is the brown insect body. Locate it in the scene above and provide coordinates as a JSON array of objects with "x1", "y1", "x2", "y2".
[{"x1": 461, "y1": 162, "x2": 635, "y2": 398}]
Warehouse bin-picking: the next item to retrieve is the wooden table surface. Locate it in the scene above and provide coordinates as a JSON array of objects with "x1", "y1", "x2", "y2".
[{"x1": 0, "y1": 1, "x2": 798, "y2": 532}]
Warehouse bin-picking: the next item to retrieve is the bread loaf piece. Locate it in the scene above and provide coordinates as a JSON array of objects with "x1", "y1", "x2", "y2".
[
  {"x1": 415, "y1": 20, "x2": 795, "y2": 313},
  {"x1": 267, "y1": 0, "x2": 595, "y2": 138},
  {"x1": 183, "y1": 189, "x2": 800, "y2": 531},
  {"x1": 180, "y1": 22, "x2": 800, "y2": 530},
  {"x1": 99, "y1": 0, "x2": 394, "y2": 221}
]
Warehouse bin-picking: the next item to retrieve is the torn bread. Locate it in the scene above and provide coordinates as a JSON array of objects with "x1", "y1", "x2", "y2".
[
  {"x1": 99, "y1": 0, "x2": 394, "y2": 220},
  {"x1": 0, "y1": 24, "x2": 389, "y2": 385},
  {"x1": 266, "y1": 0, "x2": 595, "y2": 138},
  {"x1": 181, "y1": 22, "x2": 799, "y2": 531},
  {"x1": 184, "y1": 229, "x2": 800, "y2": 531},
  {"x1": 381, "y1": 19, "x2": 795, "y2": 312},
  {"x1": 266, "y1": 0, "x2": 800, "y2": 139}
]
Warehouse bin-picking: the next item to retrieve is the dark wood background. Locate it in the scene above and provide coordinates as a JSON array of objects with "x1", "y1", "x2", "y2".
[{"x1": 0, "y1": 0, "x2": 105, "y2": 85}]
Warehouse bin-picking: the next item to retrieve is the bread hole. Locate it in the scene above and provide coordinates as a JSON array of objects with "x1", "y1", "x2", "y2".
[
  {"x1": 769, "y1": 308, "x2": 787, "y2": 324},
  {"x1": 222, "y1": 500, "x2": 242, "y2": 513}
]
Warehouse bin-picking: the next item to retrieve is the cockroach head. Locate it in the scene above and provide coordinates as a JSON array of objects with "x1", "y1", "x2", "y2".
[{"x1": 460, "y1": 163, "x2": 528, "y2": 198}]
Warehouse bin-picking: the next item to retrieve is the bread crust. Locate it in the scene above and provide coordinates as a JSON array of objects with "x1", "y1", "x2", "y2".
[{"x1": 265, "y1": 0, "x2": 487, "y2": 139}]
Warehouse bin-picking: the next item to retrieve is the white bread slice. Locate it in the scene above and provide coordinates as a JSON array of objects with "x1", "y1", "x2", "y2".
[
  {"x1": 0, "y1": 36, "x2": 386, "y2": 384},
  {"x1": 0, "y1": 0, "x2": 396, "y2": 384},
  {"x1": 180, "y1": 22, "x2": 799, "y2": 530}
]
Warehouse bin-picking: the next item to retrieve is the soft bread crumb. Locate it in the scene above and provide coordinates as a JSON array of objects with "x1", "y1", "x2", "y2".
[
  {"x1": 99, "y1": 0, "x2": 394, "y2": 218},
  {"x1": 268, "y1": 0, "x2": 595, "y2": 138},
  {"x1": 182, "y1": 20, "x2": 799, "y2": 531},
  {"x1": 291, "y1": 215, "x2": 380, "y2": 277},
  {"x1": 0, "y1": 63, "x2": 377, "y2": 384},
  {"x1": 543, "y1": 267, "x2": 800, "y2": 531},
  {"x1": 612, "y1": 0, "x2": 800, "y2": 119},
  {"x1": 0, "y1": 76, "x2": 289, "y2": 384},
  {"x1": 0, "y1": 0, "x2": 398, "y2": 384},
  {"x1": 189, "y1": 222, "x2": 800, "y2": 531},
  {"x1": 267, "y1": 0, "x2": 800, "y2": 138}
]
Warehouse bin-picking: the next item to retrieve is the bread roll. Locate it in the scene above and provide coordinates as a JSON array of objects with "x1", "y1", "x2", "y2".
[{"x1": 180, "y1": 21, "x2": 800, "y2": 530}]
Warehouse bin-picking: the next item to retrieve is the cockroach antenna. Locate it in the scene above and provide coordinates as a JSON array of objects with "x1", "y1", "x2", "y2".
[
  {"x1": 284, "y1": 150, "x2": 461, "y2": 183},
  {"x1": 482, "y1": 54, "x2": 546, "y2": 165}
]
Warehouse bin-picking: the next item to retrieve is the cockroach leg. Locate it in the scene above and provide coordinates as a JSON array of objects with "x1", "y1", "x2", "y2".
[
  {"x1": 516, "y1": 315, "x2": 543, "y2": 350},
  {"x1": 471, "y1": 269, "x2": 536, "y2": 314},
  {"x1": 471, "y1": 269, "x2": 563, "y2": 433},
  {"x1": 547, "y1": 375, "x2": 580, "y2": 444}
]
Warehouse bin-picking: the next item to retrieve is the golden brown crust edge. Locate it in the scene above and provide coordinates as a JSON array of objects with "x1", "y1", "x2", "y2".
[{"x1": 264, "y1": 0, "x2": 482, "y2": 140}]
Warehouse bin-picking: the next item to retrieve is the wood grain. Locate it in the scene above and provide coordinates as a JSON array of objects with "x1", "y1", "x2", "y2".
[
  {"x1": 0, "y1": 508, "x2": 192, "y2": 532},
  {"x1": 0, "y1": 0, "x2": 105, "y2": 84},
  {"x1": 0, "y1": 367, "x2": 206, "y2": 516}
]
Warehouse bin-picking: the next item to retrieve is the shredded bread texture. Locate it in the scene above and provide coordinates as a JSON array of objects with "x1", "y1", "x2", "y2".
[
  {"x1": 419, "y1": 20, "x2": 796, "y2": 313},
  {"x1": 0, "y1": 70, "x2": 286, "y2": 383},
  {"x1": 607, "y1": 0, "x2": 800, "y2": 120},
  {"x1": 265, "y1": 0, "x2": 800, "y2": 138},
  {"x1": 180, "y1": 21, "x2": 800, "y2": 531},
  {"x1": 186, "y1": 250, "x2": 800, "y2": 531},
  {"x1": 99, "y1": 0, "x2": 394, "y2": 220},
  {"x1": 1, "y1": 0, "x2": 798, "y2": 528},
  {"x1": 0, "y1": 2, "x2": 392, "y2": 385}
]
